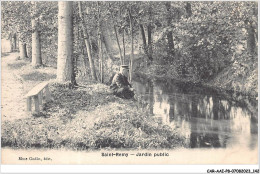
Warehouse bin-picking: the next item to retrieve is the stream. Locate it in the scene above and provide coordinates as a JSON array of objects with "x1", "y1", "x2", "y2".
[{"x1": 132, "y1": 74, "x2": 258, "y2": 149}]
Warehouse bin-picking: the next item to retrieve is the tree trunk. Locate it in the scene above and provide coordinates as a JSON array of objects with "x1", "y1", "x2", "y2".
[
  {"x1": 128, "y1": 7, "x2": 134, "y2": 82},
  {"x1": 57, "y1": 1, "x2": 73, "y2": 82},
  {"x1": 78, "y1": 1, "x2": 97, "y2": 81},
  {"x1": 97, "y1": 2, "x2": 104, "y2": 83},
  {"x1": 98, "y1": 37, "x2": 104, "y2": 83},
  {"x1": 140, "y1": 24, "x2": 149, "y2": 58},
  {"x1": 109, "y1": 3, "x2": 123, "y2": 64},
  {"x1": 71, "y1": 6, "x2": 77, "y2": 86},
  {"x1": 31, "y1": 2, "x2": 42, "y2": 67},
  {"x1": 122, "y1": 29, "x2": 126, "y2": 64},
  {"x1": 19, "y1": 41, "x2": 28, "y2": 59},
  {"x1": 113, "y1": 25, "x2": 123, "y2": 64},
  {"x1": 77, "y1": 18, "x2": 88, "y2": 76},
  {"x1": 8, "y1": 33, "x2": 13, "y2": 52},
  {"x1": 147, "y1": 23, "x2": 153, "y2": 61},
  {"x1": 185, "y1": 2, "x2": 192, "y2": 18},
  {"x1": 102, "y1": 39, "x2": 111, "y2": 61},
  {"x1": 12, "y1": 33, "x2": 17, "y2": 51},
  {"x1": 17, "y1": 38, "x2": 19, "y2": 51},
  {"x1": 31, "y1": 19, "x2": 42, "y2": 66},
  {"x1": 165, "y1": 2, "x2": 174, "y2": 56},
  {"x1": 147, "y1": 4, "x2": 153, "y2": 62},
  {"x1": 101, "y1": 30, "x2": 113, "y2": 61},
  {"x1": 246, "y1": 21, "x2": 257, "y2": 56},
  {"x1": 9, "y1": 38, "x2": 13, "y2": 52}
]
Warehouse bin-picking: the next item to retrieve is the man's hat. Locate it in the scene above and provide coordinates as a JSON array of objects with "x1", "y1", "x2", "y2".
[{"x1": 120, "y1": 65, "x2": 129, "y2": 69}]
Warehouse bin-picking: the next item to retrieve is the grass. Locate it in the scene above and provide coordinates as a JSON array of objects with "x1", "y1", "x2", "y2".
[
  {"x1": 2, "y1": 52, "x2": 10, "y2": 57},
  {"x1": 21, "y1": 71, "x2": 56, "y2": 81},
  {"x1": 1, "y1": 82, "x2": 187, "y2": 150},
  {"x1": 7, "y1": 61, "x2": 27, "y2": 69},
  {"x1": 5, "y1": 56, "x2": 57, "y2": 94},
  {"x1": 210, "y1": 63, "x2": 258, "y2": 97}
]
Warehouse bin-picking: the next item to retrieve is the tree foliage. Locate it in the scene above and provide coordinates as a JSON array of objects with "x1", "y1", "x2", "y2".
[
  {"x1": 2, "y1": 1, "x2": 257, "y2": 82},
  {"x1": 153, "y1": 1, "x2": 257, "y2": 80}
]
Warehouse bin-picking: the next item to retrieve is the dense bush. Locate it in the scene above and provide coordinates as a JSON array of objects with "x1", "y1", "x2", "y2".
[{"x1": 151, "y1": 2, "x2": 257, "y2": 82}]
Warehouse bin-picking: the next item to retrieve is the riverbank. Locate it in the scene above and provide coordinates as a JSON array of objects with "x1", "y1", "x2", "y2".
[
  {"x1": 1, "y1": 52, "x2": 187, "y2": 150},
  {"x1": 138, "y1": 62, "x2": 258, "y2": 98},
  {"x1": 209, "y1": 62, "x2": 258, "y2": 97}
]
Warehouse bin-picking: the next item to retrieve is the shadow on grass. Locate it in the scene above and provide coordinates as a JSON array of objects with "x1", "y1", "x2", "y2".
[
  {"x1": 1, "y1": 52, "x2": 10, "y2": 57},
  {"x1": 7, "y1": 62, "x2": 27, "y2": 69},
  {"x1": 21, "y1": 71, "x2": 56, "y2": 81}
]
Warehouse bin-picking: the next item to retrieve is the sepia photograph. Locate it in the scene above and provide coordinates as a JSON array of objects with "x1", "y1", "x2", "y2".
[{"x1": 1, "y1": 0, "x2": 258, "y2": 171}]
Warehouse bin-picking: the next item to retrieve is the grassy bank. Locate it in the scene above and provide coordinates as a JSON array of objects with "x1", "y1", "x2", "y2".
[
  {"x1": 2, "y1": 79, "x2": 187, "y2": 150},
  {"x1": 209, "y1": 62, "x2": 258, "y2": 97},
  {"x1": 138, "y1": 62, "x2": 258, "y2": 98}
]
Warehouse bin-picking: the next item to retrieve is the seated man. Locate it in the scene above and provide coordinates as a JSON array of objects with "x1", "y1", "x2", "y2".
[{"x1": 110, "y1": 65, "x2": 134, "y2": 99}]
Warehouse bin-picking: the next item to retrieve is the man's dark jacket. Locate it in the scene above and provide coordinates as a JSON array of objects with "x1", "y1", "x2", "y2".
[{"x1": 110, "y1": 73, "x2": 131, "y2": 90}]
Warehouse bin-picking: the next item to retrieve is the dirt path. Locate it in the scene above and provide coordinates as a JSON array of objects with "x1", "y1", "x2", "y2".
[{"x1": 1, "y1": 52, "x2": 28, "y2": 121}]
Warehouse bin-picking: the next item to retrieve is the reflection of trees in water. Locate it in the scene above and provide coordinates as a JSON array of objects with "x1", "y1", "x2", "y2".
[
  {"x1": 189, "y1": 117, "x2": 230, "y2": 148},
  {"x1": 249, "y1": 116, "x2": 258, "y2": 149},
  {"x1": 134, "y1": 81, "x2": 146, "y2": 111},
  {"x1": 152, "y1": 78, "x2": 254, "y2": 120},
  {"x1": 212, "y1": 96, "x2": 220, "y2": 120},
  {"x1": 148, "y1": 80, "x2": 154, "y2": 115},
  {"x1": 153, "y1": 86, "x2": 170, "y2": 123},
  {"x1": 250, "y1": 116, "x2": 258, "y2": 134},
  {"x1": 219, "y1": 100, "x2": 231, "y2": 120},
  {"x1": 244, "y1": 97, "x2": 258, "y2": 120},
  {"x1": 133, "y1": 78, "x2": 155, "y2": 116},
  {"x1": 169, "y1": 103, "x2": 174, "y2": 122},
  {"x1": 191, "y1": 96, "x2": 198, "y2": 118},
  {"x1": 132, "y1": 76, "x2": 257, "y2": 149},
  {"x1": 190, "y1": 132, "x2": 222, "y2": 148}
]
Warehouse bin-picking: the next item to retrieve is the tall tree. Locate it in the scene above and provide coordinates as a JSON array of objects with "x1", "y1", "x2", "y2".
[
  {"x1": 10, "y1": 32, "x2": 17, "y2": 51},
  {"x1": 18, "y1": 39, "x2": 28, "y2": 59},
  {"x1": 7, "y1": 32, "x2": 16, "y2": 52},
  {"x1": 57, "y1": 1, "x2": 73, "y2": 83},
  {"x1": 1, "y1": 2, "x2": 29, "y2": 53},
  {"x1": 31, "y1": 2, "x2": 42, "y2": 67},
  {"x1": 138, "y1": 2, "x2": 153, "y2": 62},
  {"x1": 128, "y1": 6, "x2": 134, "y2": 82},
  {"x1": 246, "y1": 21, "x2": 257, "y2": 56},
  {"x1": 185, "y1": 2, "x2": 192, "y2": 18},
  {"x1": 109, "y1": 2, "x2": 123, "y2": 65},
  {"x1": 165, "y1": 2, "x2": 174, "y2": 57},
  {"x1": 140, "y1": 24, "x2": 148, "y2": 56},
  {"x1": 97, "y1": 2, "x2": 104, "y2": 83},
  {"x1": 122, "y1": 28, "x2": 126, "y2": 64},
  {"x1": 2, "y1": 1, "x2": 58, "y2": 65},
  {"x1": 78, "y1": 1, "x2": 97, "y2": 81},
  {"x1": 147, "y1": 3, "x2": 153, "y2": 62}
]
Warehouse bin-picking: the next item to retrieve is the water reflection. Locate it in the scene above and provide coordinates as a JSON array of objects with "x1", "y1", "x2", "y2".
[{"x1": 132, "y1": 75, "x2": 258, "y2": 149}]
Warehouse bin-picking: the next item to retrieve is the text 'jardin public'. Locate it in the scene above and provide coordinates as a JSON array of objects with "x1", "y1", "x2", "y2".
[{"x1": 101, "y1": 152, "x2": 169, "y2": 157}]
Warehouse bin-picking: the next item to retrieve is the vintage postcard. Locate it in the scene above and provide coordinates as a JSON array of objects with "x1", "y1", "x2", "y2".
[{"x1": 1, "y1": 1, "x2": 258, "y2": 172}]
